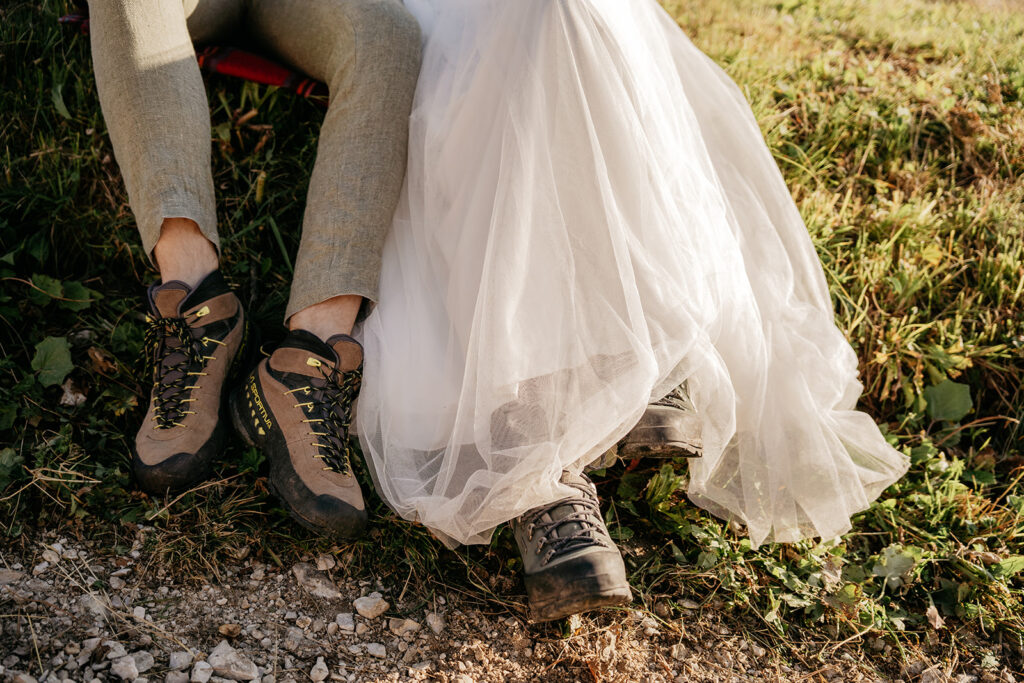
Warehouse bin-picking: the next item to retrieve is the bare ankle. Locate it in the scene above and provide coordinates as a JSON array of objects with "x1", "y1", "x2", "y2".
[
  {"x1": 289, "y1": 295, "x2": 363, "y2": 341},
  {"x1": 153, "y1": 217, "x2": 219, "y2": 288}
]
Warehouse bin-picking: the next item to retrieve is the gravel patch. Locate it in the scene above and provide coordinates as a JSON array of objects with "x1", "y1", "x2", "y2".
[{"x1": 0, "y1": 530, "x2": 961, "y2": 682}]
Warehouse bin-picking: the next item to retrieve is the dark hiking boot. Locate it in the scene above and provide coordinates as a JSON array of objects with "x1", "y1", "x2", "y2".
[
  {"x1": 230, "y1": 329, "x2": 367, "y2": 538},
  {"x1": 511, "y1": 471, "x2": 632, "y2": 621},
  {"x1": 617, "y1": 383, "x2": 703, "y2": 460},
  {"x1": 134, "y1": 270, "x2": 252, "y2": 494}
]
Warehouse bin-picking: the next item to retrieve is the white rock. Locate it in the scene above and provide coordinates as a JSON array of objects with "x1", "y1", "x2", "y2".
[
  {"x1": 165, "y1": 672, "x2": 189, "y2": 683},
  {"x1": 133, "y1": 651, "x2": 155, "y2": 673},
  {"x1": 190, "y1": 661, "x2": 213, "y2": 683},
  {"x1": 78, "y1": 595, "x2": 107, "y2": 618},
  {"x1": 109, "y1": 577, "x2": 125, "y2": 590},
  {"x1": 424, "y1": 613, "x2": 445, "y2": 635},
  {"x1": 110, "y1": 656, "x2": 139, "y2": 681},
  {"x1": 309, "y1": 658, "x2": 328, "y2": 682},
  {"x1": 291, "y1": 563, "x2": 341, "y2": 600},
  {"x1": 133, "y1": 606, "x2": 146, "y2": 621},
  {"x1": 32, "y1": 562, "x2": 50, "y2": 576},
  {"x1": 104, "y1": 641, "x2": 128, "y2": 660},
  {"x1": 326, "y1": 623, "x2": 338, "y2": 637},
  {"x1": 295, "y1": 615, "x2": 312, "y2": 629},
  {"x1": 315, "y1": 555, "x2": 336, "y2": 571},
  {"x1": 670, "y1": 643, "x2": 686, "y2": 661},
  {"x1": 353, "y1": 593, "x2": 389, "y2": 620},
  {"x1": 365, "y1": 643, "x2": 386, "y2": 659},
  {"x1": 207, "y1": 641, "x2": 258, "y2": 681},
  {"x1": 77, "y1": 638, "x2": 101, "y2": 661},
  {"x1": 169, "y1": 652, "x2": 194, "y2": 671},
  {"x1": 41, "y1": 549, "x2": 60, "y2": 564},
  {"x1": 283, "y1": 627, "x2": 304, "y2": 652},
  {"x1": 0, "y1": 569, "x2": 25, "y2": 585},
  {"x1": 388, "y1": 618, "x2": 420, "y2": 637},
  {"x1": 335, "y1": 613, "x2": 354, "y2": 631},
  {"x1": 355, "y1": 623, "x2": 370, "y2": 637}
]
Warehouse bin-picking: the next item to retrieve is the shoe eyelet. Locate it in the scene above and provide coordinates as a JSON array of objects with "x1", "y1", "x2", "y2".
[{"x1": 306, "y1": 357, "x2": 322, "y2": 368}]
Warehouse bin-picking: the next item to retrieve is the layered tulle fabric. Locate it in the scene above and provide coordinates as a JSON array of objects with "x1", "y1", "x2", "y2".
[{"x1": 356, "y1": 0, "x2": 909, "y2": 547}]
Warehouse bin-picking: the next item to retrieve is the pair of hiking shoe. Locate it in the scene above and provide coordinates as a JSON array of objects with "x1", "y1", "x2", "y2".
[
  {"x1": 135, "y1": 271, "x2": 702, "y2": 621},
  {"x1": 135, "y1": 271, "x2": 367, "y2": 536}
]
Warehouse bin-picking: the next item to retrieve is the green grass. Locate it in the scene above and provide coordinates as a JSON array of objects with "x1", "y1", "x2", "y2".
[{"x1": 2, "y1": 0, "x2": 1023, "y2": 675}]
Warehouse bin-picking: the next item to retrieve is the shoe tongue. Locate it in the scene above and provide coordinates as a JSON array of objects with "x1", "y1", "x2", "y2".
[
  {"x1": 545, "y1": 471, "x2": 594, "y2": 539},
  {"x1": 149, "y1": 281, "x2": 192, "y2": 318},
  {"x1": 546, "y1": 501, "x2": 585, "y2": 539},
  {"x1": 326, "y1": 334, "x2": 363, "y2": 372}
]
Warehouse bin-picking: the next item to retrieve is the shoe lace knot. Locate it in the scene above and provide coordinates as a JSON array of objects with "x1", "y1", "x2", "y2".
[
  {"x1": 520, "y1": 479, "x2": 609, "y2": 567},
  {"x1": 308, "y1": 364, "x2": 362, "y2": 475},
  {"x1": 143, "y1": 312, "x2": 208, "y2": 429}
]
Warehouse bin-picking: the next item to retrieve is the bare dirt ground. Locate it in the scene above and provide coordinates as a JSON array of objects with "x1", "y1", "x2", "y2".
[{"x1": 3, "y1": 530, "x2": 1003, "y2": 683}]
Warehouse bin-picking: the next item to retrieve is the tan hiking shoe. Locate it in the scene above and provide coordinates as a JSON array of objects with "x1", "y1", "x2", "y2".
[
  {"x1": 134, "y1": 270, "x2": 252, "y2": 494},
  {"x1": 230, "y1": 329, "x2": 367, "y2": 538}
]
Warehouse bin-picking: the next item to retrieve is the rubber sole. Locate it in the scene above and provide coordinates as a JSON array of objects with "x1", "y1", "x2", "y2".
[
  {"x1": 131, "y1": 427, "x2": 220, "y2": 496},
  {"x1": 265, "y1": 475, "x2": 339, "y2": 536},
  {"x1": 618, "y1": 436, "x2": 703, "y2": 460},
  {"x1": 617, "y1": 407, "x2": 704, "y2": 460},
  {"x1": 527, "y1": 573, "x2": 633, "y2": 622}
]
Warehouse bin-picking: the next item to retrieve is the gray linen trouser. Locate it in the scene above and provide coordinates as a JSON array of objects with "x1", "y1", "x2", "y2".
[{"x1": 88, "y1": 0, "x2": 422, "y2": 318}]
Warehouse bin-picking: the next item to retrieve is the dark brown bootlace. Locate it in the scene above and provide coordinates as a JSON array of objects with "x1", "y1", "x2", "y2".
[
  {"x1": 143, "y1": 314, "x2": 207, "y2": 429},
  {"x1": 308, "y1": 366, "x2": 362, "y2": 475},
  {"x1": 520, "y1": 479, "x2": 610, "y2": 567}
]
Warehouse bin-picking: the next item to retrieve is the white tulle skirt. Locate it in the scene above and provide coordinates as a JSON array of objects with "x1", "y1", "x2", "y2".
[{"x1": 355, "y1": 0, "x2": 909, "y2": 547}]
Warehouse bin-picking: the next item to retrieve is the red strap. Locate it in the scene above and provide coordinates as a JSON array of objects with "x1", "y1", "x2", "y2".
[{"x1": 59, "y1": 14, "x2": 328, "y2": 105}]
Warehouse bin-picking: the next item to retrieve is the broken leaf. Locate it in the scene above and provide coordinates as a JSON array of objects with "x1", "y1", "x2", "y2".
[{"x1": 871, "y1": 544, "x2": 922, "y2": 590}]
